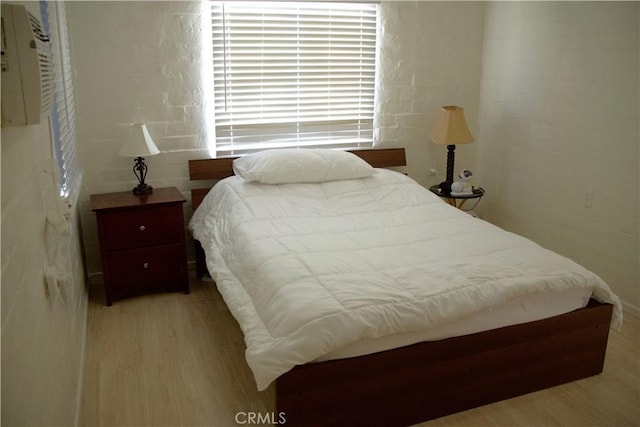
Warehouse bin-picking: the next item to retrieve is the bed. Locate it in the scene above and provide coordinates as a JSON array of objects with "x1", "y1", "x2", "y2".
[{"x1": 188, "y1": 148, "x2": 621, "y2": 426}]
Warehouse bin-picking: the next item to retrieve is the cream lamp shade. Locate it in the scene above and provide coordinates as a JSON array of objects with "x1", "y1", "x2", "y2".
[
  {"x1": 118, "y1": 123, "x2": 160, "y2": 158},
  {"x1": 429, "y1": 106, "x2": 474, "y2": 194},
  {"x1": 118, "y1": 123, "x2": 160, "y2": 194},
  {"x1": 429, "y1": 106, "x2": 474, "y2": 146}
]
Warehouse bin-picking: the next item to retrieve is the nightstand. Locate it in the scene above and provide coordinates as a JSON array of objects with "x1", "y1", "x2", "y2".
[
  {"x1": 90, "y1": 187, "x2": 189, "y2": 306},
  {"x1": 429, "y1": 185, "x2": 485, "y2": 210}
]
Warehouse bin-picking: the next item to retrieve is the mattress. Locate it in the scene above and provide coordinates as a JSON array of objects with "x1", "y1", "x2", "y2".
[
  {"x1": 189, "y1": 168, "x2": 622, "y2": 391},
  {"x1": 316, "y1": 287, "x2": 591, "y2": 361}
]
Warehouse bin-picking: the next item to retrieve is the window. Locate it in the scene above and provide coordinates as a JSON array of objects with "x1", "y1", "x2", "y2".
[
  {"x1": 40, "y1": 0, "x2": 81, "y2": 204},
  {"x1": 208, "y1": 1, "x2": 378, "y2": 156}
]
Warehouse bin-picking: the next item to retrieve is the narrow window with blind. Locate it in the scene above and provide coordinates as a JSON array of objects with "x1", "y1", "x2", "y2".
[
  {"x1": 208, "y1": 1, "x2": 378, "y2": 156},
  {"x1": 40, "y1": 0, "x2": 82, "y2": 205}
]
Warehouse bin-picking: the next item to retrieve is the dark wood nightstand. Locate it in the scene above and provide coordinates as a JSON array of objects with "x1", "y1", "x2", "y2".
[{"x1": 90, "y1": 187, "x2": 189, "y2": 306}]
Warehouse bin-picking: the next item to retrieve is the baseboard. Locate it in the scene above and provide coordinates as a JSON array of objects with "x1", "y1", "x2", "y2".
[{"x1": 74, "y1": 285, "x2": 89, "y2": 426}]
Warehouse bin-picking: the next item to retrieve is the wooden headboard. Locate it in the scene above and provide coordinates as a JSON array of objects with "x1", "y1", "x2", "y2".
[{"x1": 188, "y1": 148, "x2": 406, "y2": 210}]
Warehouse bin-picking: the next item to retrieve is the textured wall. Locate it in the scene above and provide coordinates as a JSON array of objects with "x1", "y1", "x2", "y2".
[
  {"x1": 68, "y1": 1, "x2": 210, "y2": 277},
  {"x1": 1, "y1": 84, "x2": 87, "y2": 426},
  {"x1": 477, "y1": 2, "x2": 639, "y2": 314},
  {"x1": 68, "y1": 1, "x2": 486, "y2": 277},
  {"x1": 1, "y1": 2, "x2": 88, "y2": 423},
  {"x1": 375, "y1": 2, "x2": 485, "y2": 184}
]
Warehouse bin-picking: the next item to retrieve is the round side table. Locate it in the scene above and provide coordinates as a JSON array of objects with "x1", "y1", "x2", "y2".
[{"x1": 429, "y1": 185, "x2": 485, "y2": 210}]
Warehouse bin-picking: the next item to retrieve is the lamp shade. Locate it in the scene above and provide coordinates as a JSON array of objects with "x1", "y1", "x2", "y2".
[
  {"x1": 429, "y1": 106, "x2": 474, "y2": 145},
  {"x1": 118, "y1": 123, "x2": 160, "y2": 157}
]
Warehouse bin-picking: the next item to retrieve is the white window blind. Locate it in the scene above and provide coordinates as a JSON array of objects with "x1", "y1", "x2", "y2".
[
  {"x1": 41, "y1": 0, "x2": 82, "y2": 205},
  {"x1": 210, "y1": 1, "x2": 377, "y2": 156}
]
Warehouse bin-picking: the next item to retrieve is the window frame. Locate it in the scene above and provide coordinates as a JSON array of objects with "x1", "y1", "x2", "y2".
[{"x1": 207, "y1": 1, "x2": 379, "y2": 156}]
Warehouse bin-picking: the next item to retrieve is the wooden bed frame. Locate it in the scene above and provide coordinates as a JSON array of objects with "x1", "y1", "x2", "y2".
[{"x1": 188, "y1": 148, "x2": 614, "y2": 426}]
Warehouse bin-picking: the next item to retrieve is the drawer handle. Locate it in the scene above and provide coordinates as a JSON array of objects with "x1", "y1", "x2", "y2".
[
  {"x1": 139, "y1": 225, "x2": 146, "y2": 231},
  {"x1": 143, "y1": 262, "x2": 149, "y2": 269}
]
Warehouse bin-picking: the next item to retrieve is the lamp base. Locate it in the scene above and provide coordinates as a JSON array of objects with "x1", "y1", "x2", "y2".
[
  {"x1": 438, "y1": 181, "x2": 452, "y2": 196},
  {"x1": 437, "y1": 144, "x2": 457, "y2": 196},
  {"x1": 132, "y1": 183, "x2": 153, "y2": 195},
  {"x1": 131, "y1": 156, "x2": 153, "y2": 195}
]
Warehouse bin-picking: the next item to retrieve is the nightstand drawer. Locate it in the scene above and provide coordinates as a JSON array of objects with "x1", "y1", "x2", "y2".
[
  {"x1": 108, "y1": 245, "x2": 186, "y2": 290},
  {"x1": 102, "y1": 206, "x2": 181, "y2": 250}
]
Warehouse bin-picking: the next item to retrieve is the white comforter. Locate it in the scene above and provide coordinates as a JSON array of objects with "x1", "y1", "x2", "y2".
[{"x1": 189, "y1": 169, "x2": 621, "y2": 391}]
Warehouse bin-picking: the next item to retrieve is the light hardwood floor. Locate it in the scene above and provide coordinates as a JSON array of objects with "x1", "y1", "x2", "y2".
[{"x1": 81, "y1": 276, "x2": 640, "y2": 426}]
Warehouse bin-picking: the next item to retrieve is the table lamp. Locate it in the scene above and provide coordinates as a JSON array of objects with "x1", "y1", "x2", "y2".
[
  {"x1": 118, "y1": 123, "x2": 160, "y2": 195},
  {"x1": 429, "y1": 106, "x2": 474, "y2": 194}
]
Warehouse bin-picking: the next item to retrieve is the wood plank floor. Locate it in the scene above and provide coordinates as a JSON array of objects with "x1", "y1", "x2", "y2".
[{"x1": 81, "y1": 276, "x2": 640, "y2": 426}]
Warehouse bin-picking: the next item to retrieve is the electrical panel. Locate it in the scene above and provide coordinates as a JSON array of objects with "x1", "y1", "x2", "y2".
[{"x1": 1, "y1": 4, "x2": 54, "y2": 127}]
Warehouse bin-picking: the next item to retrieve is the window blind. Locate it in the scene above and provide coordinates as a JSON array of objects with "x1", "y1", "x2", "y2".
[
  {"x1": 41, "y1": 0, "x2": 82, "y2": 204},
  {"x1": 210, "y1": 1, "x2": 378, "y2": 156}
]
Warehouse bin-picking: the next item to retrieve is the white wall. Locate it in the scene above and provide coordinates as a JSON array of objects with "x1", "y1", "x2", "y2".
[
  {"x1": 477, "y1": 2, "x2": 639, "y2": 314},
  {"x1": 375, "y1": 1, "x2": 485, "y2": 184},
  {"x1": 1, "y1": 70, "x2": 87, "y2": 427},
  {"x1": 68, "y1": 1, "x2": 210, "y2": 277},
  {"x1": 67, "y1": 1, "x2": 486, "y2": 277}
]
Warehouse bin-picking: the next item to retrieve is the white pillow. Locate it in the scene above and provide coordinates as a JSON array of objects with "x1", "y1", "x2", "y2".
[{"x1": 232, "y1": 149, "x2": 375, "y2": 184}]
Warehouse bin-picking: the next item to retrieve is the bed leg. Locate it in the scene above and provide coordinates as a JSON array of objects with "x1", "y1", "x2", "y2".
[{"x1": 194, "y1": 240, "x2": 209, "y2": 279}]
